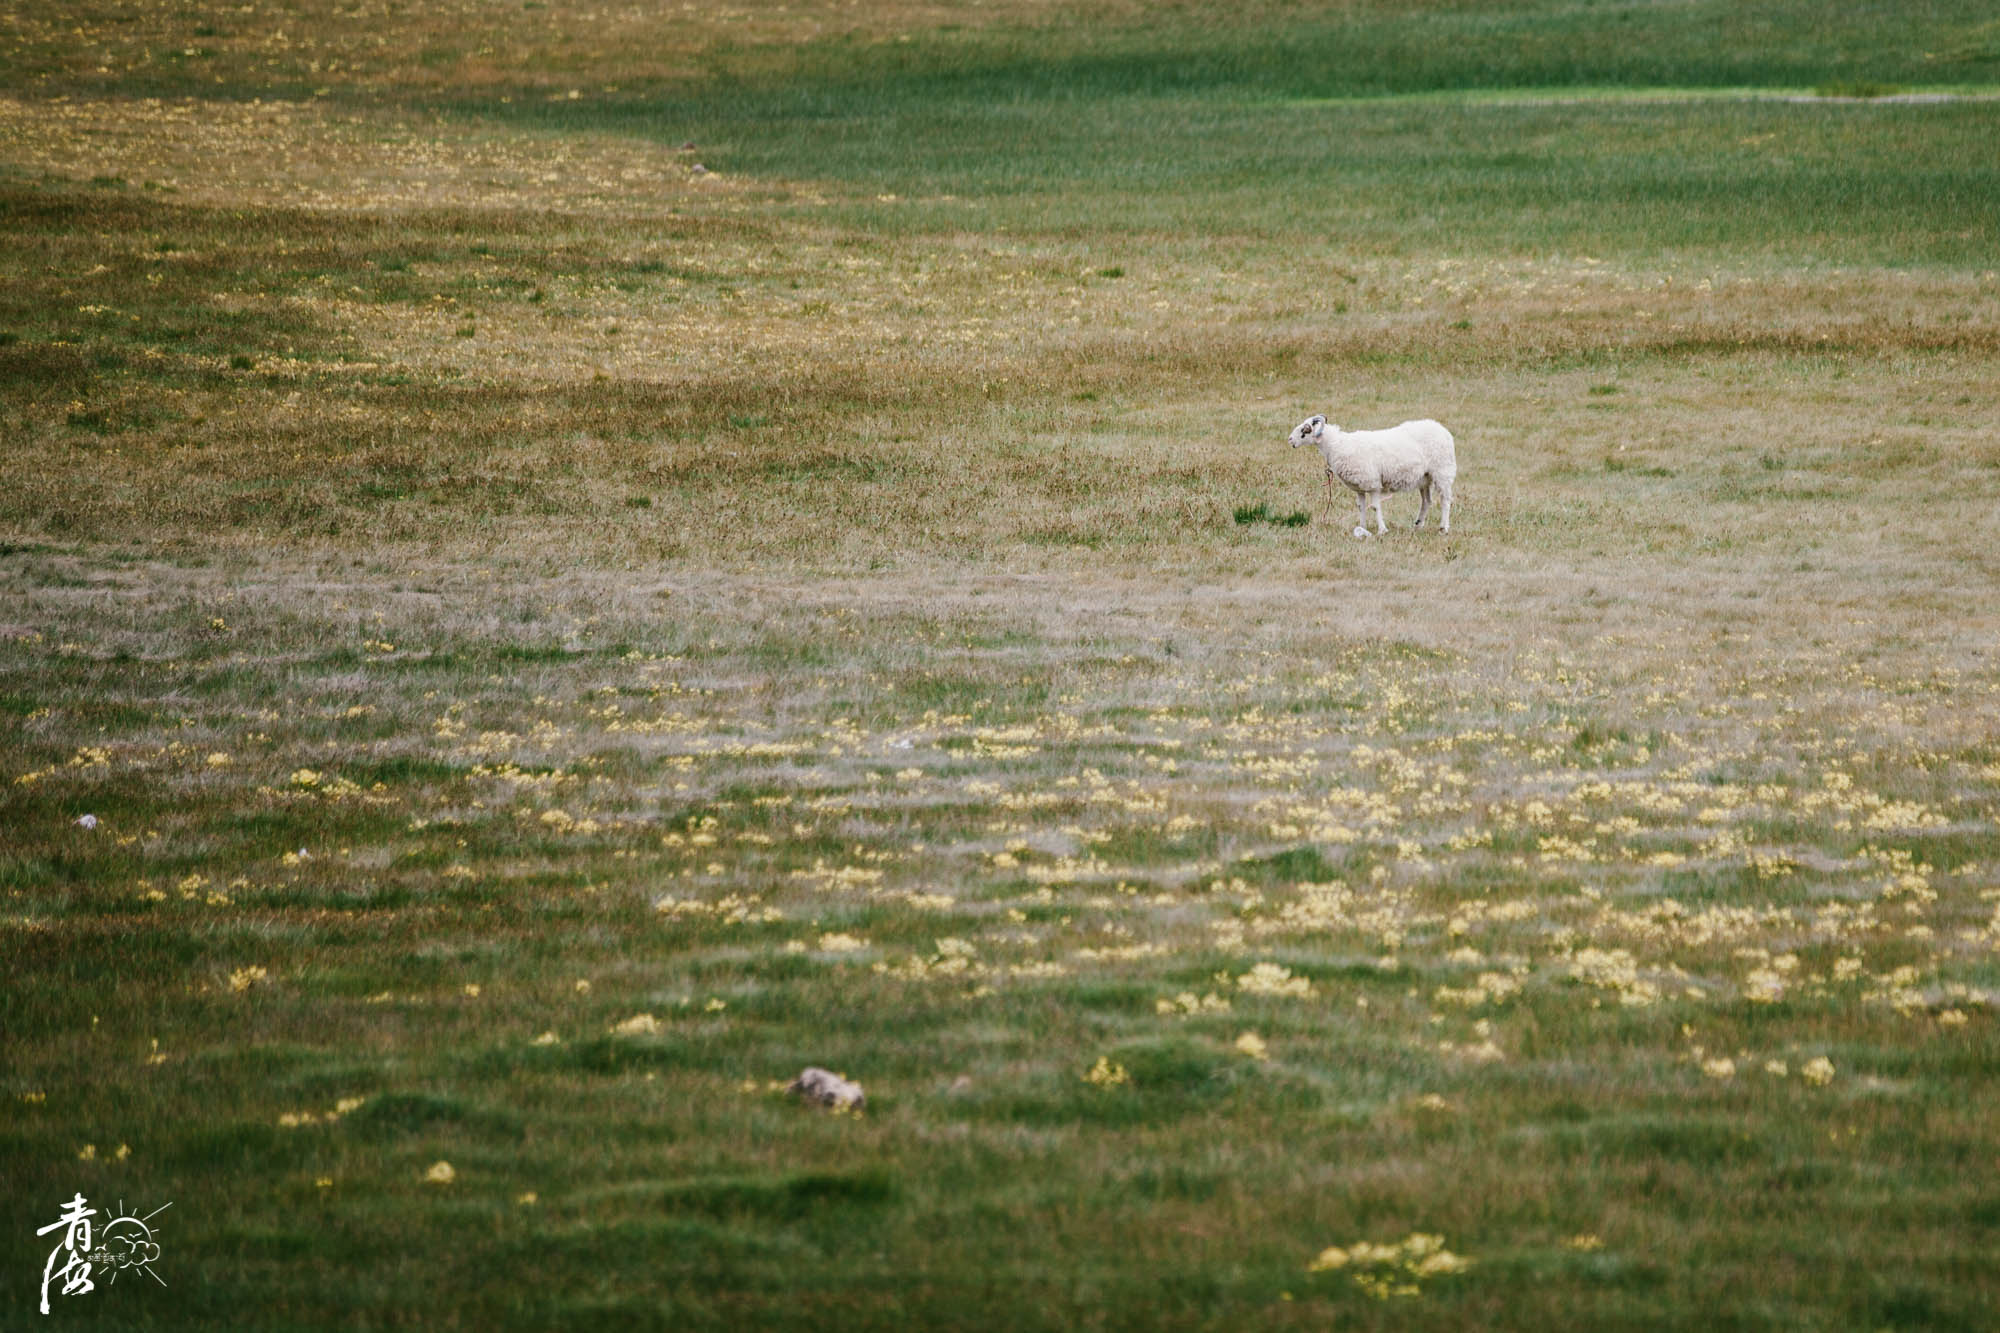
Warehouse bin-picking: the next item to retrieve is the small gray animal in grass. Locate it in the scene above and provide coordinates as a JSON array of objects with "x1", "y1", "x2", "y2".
[
  {"x1": 786, "y1": 1067, "x2": 865, "y2": 1111},
  {"x1": 1288, "y1": 413, "x2": 1457, "y2": 538}
]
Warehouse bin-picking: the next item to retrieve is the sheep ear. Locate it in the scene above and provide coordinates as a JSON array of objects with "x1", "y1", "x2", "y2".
[{"x1": 1308, "y1": 415, "x2": 1326, "y2": 433}]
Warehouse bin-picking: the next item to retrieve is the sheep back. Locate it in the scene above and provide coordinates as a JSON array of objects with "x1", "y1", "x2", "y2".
[{"x1": 1329, "y1": 419, "x2": 1455, "y2": 494}]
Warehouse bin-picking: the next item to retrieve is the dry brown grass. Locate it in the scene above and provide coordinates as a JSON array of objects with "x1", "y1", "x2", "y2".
[
  {"x1": 3, "y1": 0, "x2": 1078, "y2": 96},
  {"x1": 5, "y1": 90, "x2": 1997, "y2": 591}
]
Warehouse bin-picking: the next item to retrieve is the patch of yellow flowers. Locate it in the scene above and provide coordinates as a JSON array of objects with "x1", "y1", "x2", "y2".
[
  {"x1": 1309, "y1": 1232, "x2": 1473, "y2": 1299},
  {"x1": 1082, "y1": 1056, "x2": 1130, "y2": 1088}
]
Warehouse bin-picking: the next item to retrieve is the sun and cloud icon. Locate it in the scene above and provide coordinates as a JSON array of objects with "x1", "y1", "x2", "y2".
[{"x1": 88, "y1": 1201, "x2": 169, "y2": 1286}]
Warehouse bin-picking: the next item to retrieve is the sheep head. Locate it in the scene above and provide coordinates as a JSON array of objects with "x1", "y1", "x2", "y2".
[{"x1": 1288, "y1": 414, "x2": 1328, "y2": 449}]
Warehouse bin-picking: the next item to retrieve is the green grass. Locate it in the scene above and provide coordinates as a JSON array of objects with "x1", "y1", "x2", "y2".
[
  {"x1": 1234, "y1": 503, "x2": 1311, "y2": 529},
  {"x1": 462, "y1": 90, "x2": 2000, "y2": 265},
  {"x1": 4, "y1": 0, "x2": 2000, "y2": 1328},
  {"x1": 5, "y1": 551, "x2": 1996, "y2": 1328}
]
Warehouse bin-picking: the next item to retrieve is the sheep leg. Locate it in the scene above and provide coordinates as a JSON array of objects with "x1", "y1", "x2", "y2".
[
  {"x1": 1371, "y1": 492, "x2": 1387, "y2": 535},
  {"x1": 1437, "y1": 479, "x2": 1453, "y2": 534},
  {"x1": 1352, "y1": 491, "x2": 1370, "y2": 540},
  {"x1": 1414, "y1": 481, "x2": 1431, "y2": 529}
]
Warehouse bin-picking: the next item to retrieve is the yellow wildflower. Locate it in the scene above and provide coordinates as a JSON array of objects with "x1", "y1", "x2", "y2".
[
  {"x1": 1082, "y1": 1056, "x2": 1130, "y2": 1088},
  {"x1": 1236, "y1": 962, "x2": 1314, "y2": 998}
]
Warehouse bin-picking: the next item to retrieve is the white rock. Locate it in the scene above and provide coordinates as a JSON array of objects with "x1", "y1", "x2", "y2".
[
  {"x1": 74, "y1": 814, "x2": 99, "y2": 829},
  {"x1": 786, "y1": 1066, "x2": 865, "y2": 1110}
]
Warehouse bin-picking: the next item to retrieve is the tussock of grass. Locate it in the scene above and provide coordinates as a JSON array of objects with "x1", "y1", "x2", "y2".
[
  {"x1": 1233, "y1": 502, "x2": 1312, "y2": 528},
  {"x1": 1814, "y1": 80, "x2": 1904, "y2": 99}
]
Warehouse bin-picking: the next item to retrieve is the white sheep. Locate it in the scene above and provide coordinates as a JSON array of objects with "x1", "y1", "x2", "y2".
[{"x1": 1288, "y1": 413, "x2": 1456, "y2": 539}]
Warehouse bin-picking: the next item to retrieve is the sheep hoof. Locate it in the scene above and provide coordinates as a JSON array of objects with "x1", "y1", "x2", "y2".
[{"x1": 1351, "y1": 526, "x2": 1371, "y2": 540}]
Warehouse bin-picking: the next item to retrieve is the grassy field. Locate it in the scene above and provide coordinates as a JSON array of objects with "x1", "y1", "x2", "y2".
[{"x1": 4, "y1": 2, "x2": 2000, "y2": 1328}]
